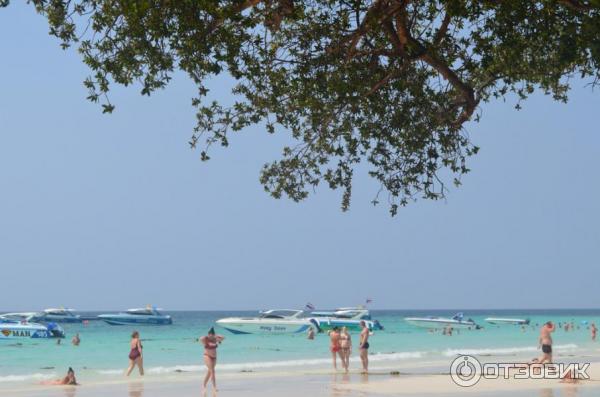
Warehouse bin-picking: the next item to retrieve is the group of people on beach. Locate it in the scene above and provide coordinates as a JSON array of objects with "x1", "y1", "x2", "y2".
[
  {"x1": 124, "y1": 327, "x2": 225, "y2": 390},
  {"x1": 41, "y1": 317, "x2": 597, "y2": 391},
  {"x1": 327, "y1": 320, "x2": 371, "y2": 373}
]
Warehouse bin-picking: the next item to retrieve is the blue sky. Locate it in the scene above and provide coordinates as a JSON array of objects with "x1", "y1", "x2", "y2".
[{"x1": 1, "y1": 3, "x2": 599, "y2": 311}]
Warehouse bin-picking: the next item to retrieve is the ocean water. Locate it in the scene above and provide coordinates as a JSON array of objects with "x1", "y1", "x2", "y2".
[{"x1": 1, "y1": 310, "x2": 599, "y2": 384}]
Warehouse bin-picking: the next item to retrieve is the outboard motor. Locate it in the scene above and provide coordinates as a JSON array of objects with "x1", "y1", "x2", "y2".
[
  {"x1": 309, "y1": 318, "x2": 322, "y2": 333},
  {"x1": 46, "y1": 322, "x2": 65, "y2": 338}
]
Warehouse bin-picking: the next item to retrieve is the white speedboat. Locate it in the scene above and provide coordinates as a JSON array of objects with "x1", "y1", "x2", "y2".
[
  {"x1": 311, "y1": 307, "x2": 372, "y2": 319},
  {"x1": 405, "y1": 313, "x2": 478, "y2": 329},
  {"x1": 33, "y1": 308, "x2": 82, "y2": 323},
  {"x1": 310, "y1": 308, "x2": 383, "y2": 331},
  {"x1": 217, "y1": 310, "x2": 314, "y2": 334},
  {"x1": 0, "y1": 315, "x2": 65, "y2": 339},
  {"x1": 485, "y1": 317, "x2": 530, "y2": 325},
  {"x1": 98, "y1": 307, "x2": 172, "y2": 325}
]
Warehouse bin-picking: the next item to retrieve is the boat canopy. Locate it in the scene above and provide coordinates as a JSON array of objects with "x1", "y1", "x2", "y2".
[
  {"x1": 44, "y1": 308, "x2": 75, "y2": 313},
  {"x1": 0, "y1": 312, "x2": 37, "y2": 321}
]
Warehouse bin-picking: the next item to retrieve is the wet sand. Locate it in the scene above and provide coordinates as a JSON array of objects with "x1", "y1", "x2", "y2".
[{"x1": 3, "y1": 363, "x2": 600, "y2": 397}]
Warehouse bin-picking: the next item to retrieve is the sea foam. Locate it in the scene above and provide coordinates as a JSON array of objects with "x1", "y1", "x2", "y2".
[
  {"x1": 0, "y1": 373, "x2": 56, "y2": 383},
  {"x1": 442, "y1": 344, "x2": 579, "y2": 357}
]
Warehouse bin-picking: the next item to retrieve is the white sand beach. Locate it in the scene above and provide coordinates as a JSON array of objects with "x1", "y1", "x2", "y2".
[{"x1": 3, "y1": 361, "x2": 599, "y2": 397}]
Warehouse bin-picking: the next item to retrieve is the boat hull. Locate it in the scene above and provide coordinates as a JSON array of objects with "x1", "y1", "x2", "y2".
[
  {"x1": 405, "y1": 318, "x2": 476, "y2": 329},
  {"x1": 485, "y1": 318, "x2": 529, "y2": 325},
  {"x1": 33, "y1": 315, "x2": 82, "y2": 324},
  {"x1": 312, "y1": 318, "x2": 382, "y2": 331},
  {"x1": 0, "y1": 323, "x2": 65, "y2": 339},
  {"x1": 217, "y1": 319, "x2": 311, "y2": 334},
  {"x1": 98, "y1": 316, "x2": 172, "y2": 326}
]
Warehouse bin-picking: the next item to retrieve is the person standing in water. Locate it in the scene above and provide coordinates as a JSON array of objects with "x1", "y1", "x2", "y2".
[
  {"x1": 538, "y1": 321, "x2": 555, "y2": 364},
  {"x1": 359, "y1": 321, "x2": 370, "y2": 373},
  {"x1": 200, "y1": 327, "x2": 224, "y2": 390},
  {"x1": 307, "y1": 327, "x2": 315, "y2": 340},
  {"x1": 591, "y1": 323, "x2": 597, "y2": 341},
  {"x1": 72, "y1": 333, "x2": 80, "y2": 346},
  {"x1": 328, "y1": 327, "x2": 342, "y2": 370},
  {"x1": 339, "y1": 327, "x2": 352, "y2": 373},
  {"x1": 126, "y1": 331, "x2": 144, "y2": 376}
]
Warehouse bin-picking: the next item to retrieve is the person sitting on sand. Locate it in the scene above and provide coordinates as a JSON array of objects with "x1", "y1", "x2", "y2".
[
  {"x1": 41, "y1": 367, "x2": 78, "y2": 385},
  {"x1": 72, "y1": 333, "x2": 80, "y2": 346},
  {"x1": 200, "y1": 327, "x2": 225, "y2": 390},
  {"x1": 538, "y1": 321, "x2": 555, "y2": 364},
  {"x1": 126, "y1": 331, "x2": 144, "y2": 376},
  {"x1": 328, "y1": 327, "x2": 342, "y2": 370},
  {"x1": 339, "y1": 327, "x2": 352, "y2": 373}
]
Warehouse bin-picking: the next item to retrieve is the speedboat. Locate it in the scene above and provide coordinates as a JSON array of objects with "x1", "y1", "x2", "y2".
[
  {"x1": 0, "y1": 315, "x2": 65, "y2": 339},
  {"x1": 311, "y1": 307, "x2": 372, "y2": 319},
  {"x1": 405, "y1": 313, "x2": 478, "y2": 329},
  {"x1": 310, "y1": 308, "x2": 383, "y2": 331},
  {"x1": 32, "y1": 308, "x2": 82, "y2": 323},
  {"x1": 98, "y1": 307, "x2": 172, "y2": 325},
  {"x1": 485, "y1": 317, "x2": 530, "y2": 325},
  {"x1": 217, "y1": 310, "x2": 314, "y2": 334}
]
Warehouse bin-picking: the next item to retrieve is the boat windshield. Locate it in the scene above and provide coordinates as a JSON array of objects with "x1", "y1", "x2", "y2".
[
  {"x1": 260, "y1": 310, "x2": 302, "y2": 319},
  {"x1": 46, "y1": 309, "x2": 71, "y2": 315},
  {"x1": 127, "y1": 310, "x2": 155, "y2": 315}
]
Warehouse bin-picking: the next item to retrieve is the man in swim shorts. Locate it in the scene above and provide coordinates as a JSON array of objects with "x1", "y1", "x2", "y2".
[
  {"x1": 538, "y1": 321, "x2": 555, "y2": 364},
  {"x1": 359, "y1": 321, "x2": 370, "y2": 373}
]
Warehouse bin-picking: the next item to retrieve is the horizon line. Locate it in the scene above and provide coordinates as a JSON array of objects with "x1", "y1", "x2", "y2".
[{"x1": 3, "y1": 307, "x2": 600, "y2": 312}]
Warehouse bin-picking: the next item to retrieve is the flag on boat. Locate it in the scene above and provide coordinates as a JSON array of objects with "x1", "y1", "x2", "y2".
[
  {"x1": 366, "y1": 298, "x2": 373, "y2": 304},
  {"x1": 305, "y1": 303, "x2": 315, "y2": 310}
]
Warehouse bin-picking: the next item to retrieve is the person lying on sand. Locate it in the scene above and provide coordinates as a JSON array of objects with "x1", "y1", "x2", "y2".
[
  {"x1": 559, "y1": 369, "x2": 580, "y2": 384},
  {"x1": 41, "y1": 367, "x2": 78, "y2": 385}
]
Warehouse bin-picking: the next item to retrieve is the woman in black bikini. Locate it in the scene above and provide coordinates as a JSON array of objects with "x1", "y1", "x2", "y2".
[
  {"x1": 126, "y1": 331, "x2": 144, "y2": 376},
  {"x1": 200, "y1": 327, "x2": 225, "y2": 390}
]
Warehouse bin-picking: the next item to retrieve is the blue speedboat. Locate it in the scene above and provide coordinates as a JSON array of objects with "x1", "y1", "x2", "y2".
[
  {"x1": 98, "y1": 307, "x2": 172, "y2": 325},
  {"x1": 32, "y1": 308, "x2": 82, "y2": 323},
  {"x1": 0, "y1": 314, "x2": 65, "y2": 339}
]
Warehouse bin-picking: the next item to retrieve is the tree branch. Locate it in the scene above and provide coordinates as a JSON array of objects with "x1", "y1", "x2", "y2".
[
  {"x1": 393, "y1": 6, "x2": 476, "y2": 128},
  {"x1": 345, "y1": 0, "x2": 408, "y2": 60},
  {"x1": 433, "y1": 10, "x2": 451, "y2": 45},
  {"x1": 558, "y1": 0, "x2": 593, "y2": 12},
  {"x1": 206, "y1": 0, "x2": 265, "y2": 35}
]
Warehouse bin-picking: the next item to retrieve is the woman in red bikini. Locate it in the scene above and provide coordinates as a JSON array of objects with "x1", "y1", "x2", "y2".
[
  {"x1": 41, "y1": 367, "x2": 78, "y2": 385},
  {"x1": 200, "y1": 327, "x2": 225, "y2": 390},
  {"x1": 126, "y1": 331, "x2": 144, "y2": 376},
  {"x1": 329, "y1": 327, "x2": 342, "y2": 370}
]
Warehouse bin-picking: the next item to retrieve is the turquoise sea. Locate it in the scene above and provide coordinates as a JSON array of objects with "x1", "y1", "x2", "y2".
[{"x1": 1, "y1": 310, "x2": 599, "y2": 384}]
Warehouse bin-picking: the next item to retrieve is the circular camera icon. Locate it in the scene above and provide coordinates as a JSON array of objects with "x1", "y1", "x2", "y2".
[{"x1": 450, "y1": 355, "x2": 482, "y2": 387}]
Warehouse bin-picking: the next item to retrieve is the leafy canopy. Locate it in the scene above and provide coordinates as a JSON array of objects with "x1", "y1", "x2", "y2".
[{"x1": 7, "y1": 0, "x2": 600, "y2": 214}]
